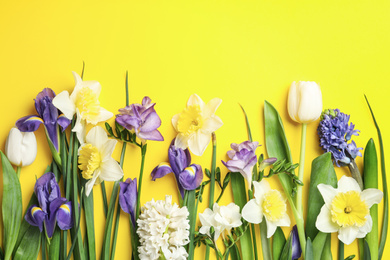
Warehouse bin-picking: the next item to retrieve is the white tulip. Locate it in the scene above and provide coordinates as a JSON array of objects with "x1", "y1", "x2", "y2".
[
  {"x1": 287, "y1": 81, "x2": 323, "y2": 124},
  {"x1": 5, "y1": 127, "x2": 37, "y2": 167}
]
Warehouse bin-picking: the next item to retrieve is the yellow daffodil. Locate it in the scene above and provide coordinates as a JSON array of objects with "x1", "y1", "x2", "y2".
[
  {"x1": 53, "y1": 72, "x2": 113, "y2": 143},
  {"x1": 315, "y1": 176, "x2": 383, "y2": 245},
  {"x1": 242, "y1": 179, "x2": 290, "y2": 237},
  {"x1": 78, "y1": 126, "x2": 123, "y2": 196},
  {"x1": 172, "y1": 94, "x2": 223, "y2": 156}
]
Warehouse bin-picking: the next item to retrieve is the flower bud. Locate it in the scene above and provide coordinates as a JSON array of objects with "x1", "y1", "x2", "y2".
[
  {"x1": 5, "y1": 127, "x2": 37, "y2": 167},
  {"x1": 287, "y1": 81, "x2": 323, "y2": 124}
]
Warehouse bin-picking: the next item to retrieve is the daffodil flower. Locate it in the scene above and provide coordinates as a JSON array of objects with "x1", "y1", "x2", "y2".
[
  {"x1": 242, "y1": 179, "x2": 290, "y2": 238},
  {"x1": 172, "y1": 94, "x2": 223, "y2": 156},
  {"x1": 78, "y1": 126, "x2": 123, "y2": 196},
  {"x1": 53, "y1": 72, "x2": 113, "y2": 143},
  {"x1": 315, "y1": 176, "x2": 383, "y2": 245}
]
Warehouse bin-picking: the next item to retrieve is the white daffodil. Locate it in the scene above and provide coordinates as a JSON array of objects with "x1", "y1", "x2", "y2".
[
  {"x1": 78, "y1": 126, "x2": 123, "y2": 196},
  {"x1": 315, "y1": 176, "x2": 383, "y2": 245},
  {"x1": 242, "y1": 179, "x2": 290, "y2": 238},
  {"x1": 53, "y1": 72, "x2": 113, "y2": 143},
  {"x1": 172, "y1": 94, "x2": 223, "y2": 156}
]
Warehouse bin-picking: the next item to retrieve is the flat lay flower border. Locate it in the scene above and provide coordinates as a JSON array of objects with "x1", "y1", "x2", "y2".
[{"x1": 0, "y1": 68, "x2": 387, "y2": 260}]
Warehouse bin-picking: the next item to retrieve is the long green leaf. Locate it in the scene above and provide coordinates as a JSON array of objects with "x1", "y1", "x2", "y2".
[
  {"x1": 231, "y1": 173, "x2": 253, "y2": 260},
  {"x1": 365, "y1": 95, "x2": 388, "y2": 260},
  {"x1": 82, "y1": 178, "x2": 96, "y2": 260},
  {"x1": 363, "y1": 240, "x2": 371, "y2": 260},
  {"x1": 306, "y1": 237, "x2": 314, "y2": 260},
  {"x1": 187, "y1": 190, "x2": 196, "y2": 260},
  {"x1": 279, "y1": 231, "x2": 293, "y2": 260},
  {"x1": 312, "y1": 232, "x2": 327, "y2": 260},
  {"x1": 49, "y1": 228, "x2": 61, "y2": 259},
  {"x1": 363, "y1": 139, "x2": 378, "y2": 260},
  {"x1": 273, "y1": 227, "x2": 286, "y2": 260},
  {"x1": 320, "y1": 234, "x2": 333, "y2": 260},
  {"x1": 1, "y1": 151, "x2": 23, "y2": 260},
  {"x1": 13, "y1": 226, "x2": 41, "y2": 260},
  {"x1": 264, "y1": 100, "x2": 293, "y2": 196},
  {"x1": 306, "y1": 153, "x2": 338, "y2": 240}
]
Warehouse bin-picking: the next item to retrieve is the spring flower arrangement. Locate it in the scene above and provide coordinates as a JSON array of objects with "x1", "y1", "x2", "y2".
[{"x1": 0, "y1": 69, "x2": 387, "y2": 260}]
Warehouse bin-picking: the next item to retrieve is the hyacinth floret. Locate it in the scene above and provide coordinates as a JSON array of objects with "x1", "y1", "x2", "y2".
[
  {"x1": 318, "y1": 109, "x2": 362, "y2": 166},
  {"x1": 137, "y1": 195, "x2": 190, "y2": 260}
]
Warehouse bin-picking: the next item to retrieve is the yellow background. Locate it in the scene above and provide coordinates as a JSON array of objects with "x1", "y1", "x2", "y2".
[{"x1": 1, "y1": 0, "x2": 390, "y2": 259}]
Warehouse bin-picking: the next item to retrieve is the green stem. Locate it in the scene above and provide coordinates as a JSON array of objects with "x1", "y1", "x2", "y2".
[
  {"x1": 338, "y1": 240, "x2": 344, "y2": 260},
  {"x1": 259, "y1": 219, "x2": 272, "y2": 260},
  {"x1": 248, "y1": 190, "x2": 259, "y2": 260},
  {"x1": 136, "y1": 144, "x2": 147, "y2": 221},
  {"x1": 16, "y1": 166, "x2": 21, "y2": 178},
  {"x1": 296, "y1": 123, "x2": 307, "y2": 257},
  {"x1": 101, "y1": 182, "x2": 108, "y2": 217}
]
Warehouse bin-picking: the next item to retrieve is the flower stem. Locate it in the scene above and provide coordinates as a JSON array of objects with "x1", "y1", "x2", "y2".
[
  {"x1": 296, "y1": 123, "x2": 307, "y2": 257},
  {"x1": 348, "y1": 160, "x2": 363, "y2": 190},
  {"x1": 338, "y1": 240, "x2": 344, "y2": 260},
  {"x1": 248, "y1": 190, "x2": 259, "y2": 260},
  {"x1": 16, "y1": 166, "x2": 21, "y2": 178},
  {"x1": 136, "y1": 144, "x2": 147, "y2": 220},
  {"x1": 259, "y1": 218, "x2": 272, "y2": 260}
]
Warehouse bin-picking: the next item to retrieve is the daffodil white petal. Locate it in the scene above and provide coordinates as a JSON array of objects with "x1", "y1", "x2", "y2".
[
  {"x1": 52, "y1": 91, "x2": 76, "y2": 120},
  {"x1": 72, "y1": 109, "x2": 86, "y2": 144},
  {"x1": 274, "y1": 213, "x2": 291, "y2": 228},
  {"x1": 242, "y1": 199, "x2": 263, "y2": 224},
  {"x1": 188, "y1": 131, "x2": 211, "y2": 156},
  {"x1": 101, "y1": 139, "x2": 117, "y2": 160},
  {"x1": 99, "y1": 158, "x2": 123, "y2": 181},
  {"x1": 361, "y1": 189, "x2": 383, "y2": 208},
  {"x1": 85, "y1": 169, "x2": 101, "y2": 196},
  {"x1": 253, "y1": 180, "x2": 270, "y2": 201},
  {"x1": 86, "y1": 125, "x2": 109, "y2": 150},
  {"x1": 187, "y1": 94, "x2": 205, "y2": 109},
  {"x1": 93, "y1": 107, "x2": 113, "y2": 125},
  {"x1": 83, "y1": 80, "x2": 101, "y2": 96},
  {"x1": 265, "y1": 218, "x2": 278, "y2": 238},
  {"x1": 174, "y1": 133, "x2": 190, "y2": 150},
  {"x1": 171, "y1": 113, "x2": 180, "y2": 131},
  {"x1": 202, "y1": 116, "x2": 223, "y2": 133},
  {"x1": 338, "y1": 226, "x2": 360, "y2": 245},
  {"x1": 317, "y1": 183, "x2": 338, "y2": 206},
  {"x1": 70, "y1": 71, "x2": 84, "y2": 102},
  {"x1": 205, "y1": 98, "x2": 222, "y2": 118},
  {"x1": 338, "y1": 176, "x2": 361, "y2": 193},
  {"x1": 315, "y1": 205, "x2": 339, "y2": 233},
  {"x1": 357, "y1": 215, "x2": 373, "y2": 238}
]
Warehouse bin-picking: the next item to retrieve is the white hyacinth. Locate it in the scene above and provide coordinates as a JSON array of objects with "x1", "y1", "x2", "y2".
[{"x1": 137, "y1": 195, "x2": 190, "y2": 260}]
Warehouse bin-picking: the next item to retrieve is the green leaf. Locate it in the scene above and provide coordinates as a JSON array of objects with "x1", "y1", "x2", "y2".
[
  {"x1": 312, "y1": 232, "x2": 327, "y2": 260},
  {"x1": 321, "y1": 234, "x2": 333, "y2": 260},
  {"x1": 273, "y1": 227, "x2": 286, "y2": 260},
  {"x1": 306, "y1": 153, "x2": 337, "y2": 240},
  {"x1": 49, "y1": 228, "x2": 60, "y2": 259},
  {"x1": 363, "y1": 139, "x2": 378, "y2": 260},
  {"x1": 363, "y1": 240, "x2": 371, "y2": 260},
  {"x1": 306, "y1": 237, "x2": 314, "y2": 260},
  {"x1": 279, "y1": 231, "x2": 293, "y2": 260},
  {"x1": 365, "y1": 96, "x2": 388, "y2": 260},
  {"x1": 264, "y1": 100, "x2": 293, "y2": 196},
  {"x1": 231, "y1": 173, "x2": 253, "y2": 260},
  {"x1": 13, "y1": 226, "x2": 41, "y2": 260},
  {"x1": 186, "y1": 190, "x2": 196, "y2": 260},
  {"x1": 82, "y1": 178, "x2": 96, "y2": 260},
  {"x1": 1, "y1": 151, "x2": 23, "y2": 260}
]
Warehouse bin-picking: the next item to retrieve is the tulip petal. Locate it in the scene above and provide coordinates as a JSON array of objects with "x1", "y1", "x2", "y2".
[
  {"x1": 315, "y1": 205, "x2": 339, "y2": 233},
  {"x1": 360, "y1": 188, "x2": 383, "y2": 208},
  {"x1": 99, "y1": 158, "x2": 124, "y2": 182},
  {"x1": 242, "y1": 199, "x2": 263, "y2": 224},
  {"x1": 56, "y1": 201, "x2": 73, "y2": 231},
  {"x1": 5, "y1": 128, "x2": 23, "y2": 166},
  {"x1": 297, "y1": 82, "x2": 322, "y2": 123},
  {"x1": 287, "y1": 81, "x2": 299, "y2": 122},
  {"x1": 21, "y1": 131, "x2": 38, "y2": 166},
  {"x1": 52, "y1": 90, "x2": 76, "y2": 120},
  {"x1": 338, "y1": 226, "x2": 359, "y2": 245},
  {"x1": 188, "y1": 131, "x2": 211, "y2": 156}
]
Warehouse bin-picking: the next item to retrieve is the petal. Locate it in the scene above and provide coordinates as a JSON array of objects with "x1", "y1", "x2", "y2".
[
  {"x1": 317, "y1": 183, "x2": 338, "y2": 206},
  {"x1": 25, "y1": 205, "x2": 46, "y2": 232},
  {"x1": 69, "y1": 71, "x2": 83, "y2": 102},
  {"x1": 297, "y1": 81, "x2": 322, "y2": 123},
  {"x1": 188, "y1": 131, "x2": 211, "y2": 156},
  {"x1": 85, "y1": 170, "x2": 100, "y2": 196},
  {"x1": 204, "y1": 98, "x2": 222, "y2": 118},
  {"x1": 56, "y1": 201, "x2": 73, "y2": 230},
  {"x1": 86, "y1": 126, "x2": 110, "y2": 151},
  {"x1": 151, "y1": 162, "x2": 173, "y2": 180},
  {"x1": 357, "y1": 215, "x2": 373, "y2": 238},
  {"x1": 203, "y1": 116, "x2": 223, "y2": 133},
  {"x1": 174, "y1": 133, "x2": 190, "y2": 150},
  {"x1": 274, "y1": 213, "x2": 291, "y2": 228},
  {"x1": 242, "y1": 199, "x2": 263, "y2": 224},
  {"x1": 72, "y1": 110, "x2": 86, "y2": 144},
  {"x1": 338, "y1": 226, "x2": 359, "y2": 245},
  {"x1": 52, "y1": 90, "x2": 76, "y2": 119},
  {"x1": 253, "y1": 180, "x2": 271, "y2": 201},
  {"x1": 187, "y1": 94, "x2": 205, "y2": 109},
  {"x1": 361, "y1": 189, "x2": 383, "y2": 208},
  {"x1": 139, "y1": 109, "x2": 161, "y2": 132},
  {"x1": 287, "y1": 81, "x2": 299, "y2": 122},
  {"x1": 179, "y1": 164, "x2": 203, "y2": 190},
  {"x1": 99, "y1": 158, "x2": 124, "y2": 182},
  {"x1": 337, "y1": 176, "x2": 361, "y2": 193},
  {"x1": 96, "y1": 107, "x2": 114, "y2": 123},
  {"x1": 57, "y1": 114, "x2": 72, "y2": 132},
  {"x1": 16, "y1": 115, "x2": 43, "y2": 132},
  {"x1": 5, "y1": 127, "x2": 23, "y2": 166},
  {"x1": 315, "y1": 205, "x2": 339, "y2": 233},
  {"x1": 265, "y1": 218, "x2": 278, "y2": 238},
  {"x1": 171, "y1": 113, "x2": 180, "y2": 131},
  {"x1": 21, "y1": 131, "x2": 38, "y2": 166},
  {"x1": 138, "y1": 129, "x2": 164, "y2": 141}
]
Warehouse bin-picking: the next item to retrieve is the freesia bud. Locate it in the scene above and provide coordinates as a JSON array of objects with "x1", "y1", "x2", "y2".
[
  {"x1": 287, "y1": 81, "x2": 323, "y2": 124},
  {"x1": 5, "y1": 127, "x2": 37, "y2": 167}
]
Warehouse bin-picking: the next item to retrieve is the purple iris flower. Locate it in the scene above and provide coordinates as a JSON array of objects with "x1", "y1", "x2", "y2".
[
  {"x1": 318, "y1": 109, "x2": 362, "y2": 166},
  {"x1": 222, "y1": 141, "x2": 259, "y2": 186},
  {"x1": 16, "y1": 88, "x2": 71, "y2": 152},
  {"x1": 119, "y1": 178, "x2": 137, "y2": 227},
  {"x1": 151, "y1": 140, "x2": 203, "y2": 198},
  {"x1": 116, "y1": 96, "x2": 164, "y2": 141},
  {"x1": 25, "y1": 172, "x2": 72, "y2": 238},
  {"x1": 291, "y1": 225, "x2": 302, "y2": 260}
]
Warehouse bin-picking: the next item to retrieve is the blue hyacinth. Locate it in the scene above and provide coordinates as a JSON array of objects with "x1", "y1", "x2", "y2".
[{"x1": 318, "y1": 109, "x2": 362, "y2": 167}]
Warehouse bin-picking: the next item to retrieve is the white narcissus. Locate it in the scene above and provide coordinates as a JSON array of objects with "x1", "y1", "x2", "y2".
[
  {"x1": 315, "y1": 176, "x2": 383, "y2": 245},
  {"x1": 287, "y1": 81, "x2": 323, "y2": 124},
  {"x1": 5, "y1": 127, "x2": 37, "y2": 167},
  {"x1": 78, "y1": 126, "x2": 123, "y2": 196},
  {"x1": 242, "y1": 179, "x2": 290, "y2": 238},
  {"x1": 172, "y1": 94, "x2": 223, "y2": 156},
  {"x1": 52, "y1": 71, "x2": 113, "y2": 144}
]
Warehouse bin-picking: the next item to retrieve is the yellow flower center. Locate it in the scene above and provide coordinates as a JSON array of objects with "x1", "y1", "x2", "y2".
[
  {"x1": 262, "y1": 190, "x2": 286, "y2": 222},
  {"x1": 78, "y1": 144, "x2": 101, "y2": 179},
  {"x1": 176, "y1": 105, "x2": 204, "y2": 136},
  {"x1": 330, "y1": 190, "x2": 369, "y2": 227},
  {"x1": 75, "y1": 87, "x2": 101, "y2": 124}
]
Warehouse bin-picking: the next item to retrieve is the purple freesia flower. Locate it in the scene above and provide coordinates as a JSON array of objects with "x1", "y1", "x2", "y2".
[
  {"x1": 151, "y1": 139, "x2": 203, "y2": 198},
  {"x1": 222, "y1": 141, "x2": 259, "y2": 186},
  {"x1": 25, "y1": 172, "x2": 72, "y2": 238},
  {"x1": 16, "y1": 88, "x2": 71, "y2": 153},
  {"x1": 318, "y1": 109, "x2": 362, "y2": 166},
  {"x1": 116, "y1": 96, "x2": 164, "y2": 141},
  {"x1": 119, "y1": 178, "x2": 137, "y2": 227}
]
